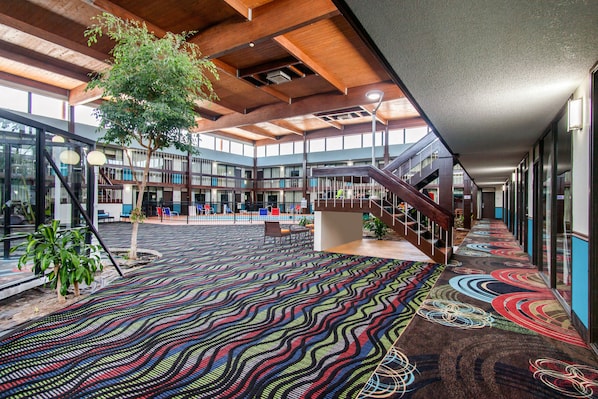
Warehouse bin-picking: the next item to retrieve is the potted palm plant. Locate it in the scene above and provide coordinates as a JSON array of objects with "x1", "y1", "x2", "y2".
[
  {"x1": 365, "y1": 216, "x2": 388, "y2": 240},
  {"x1": 10, "y1": 220, "x2": 103, "y2": 302}
]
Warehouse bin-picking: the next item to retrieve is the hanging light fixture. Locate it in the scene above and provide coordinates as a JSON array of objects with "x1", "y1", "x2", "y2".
[
  {"x1": 51, "y1": 135, "x2": 65, "y2": 143},
  {"x1": 87, "y1": 150, "x2": 107, "y2": 166},
  {"x1": 59, "y1": 149, "x2": 80, "y2": 165},
  {"x1": 568, "y1": 98, "x2": 583, "y2": 131}
]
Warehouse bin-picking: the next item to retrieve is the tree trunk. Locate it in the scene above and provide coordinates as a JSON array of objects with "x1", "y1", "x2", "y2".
[
  {"x1": 128, "y1": 149, "x2": 153, "y2": 260},
  {"x1": 55, "y1": 265, "x2": 65, "y2": 303},
  {"x1": 74, "y1": 281, "x2": 80, "y2": 297}
]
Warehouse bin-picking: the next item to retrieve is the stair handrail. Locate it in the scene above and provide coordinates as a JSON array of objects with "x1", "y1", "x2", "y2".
[
  {"x1": 383, "y1": 131, "x2": 438, "y2": 173},
  {"x1": 312, "y1": 165, "x2": 453, "y2": 230}
]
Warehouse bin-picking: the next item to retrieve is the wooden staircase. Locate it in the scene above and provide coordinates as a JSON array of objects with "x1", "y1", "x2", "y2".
[{"x1": 312, "y1": 165, "x2": 453, "y2": 264}]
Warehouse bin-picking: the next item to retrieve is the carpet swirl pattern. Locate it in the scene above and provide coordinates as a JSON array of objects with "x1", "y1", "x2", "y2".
[{"x1": 0, "y1": 225, "x2": 443, "y2": 398}]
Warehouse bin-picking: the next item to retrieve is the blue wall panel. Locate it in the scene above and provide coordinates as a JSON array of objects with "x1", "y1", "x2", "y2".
[
  {"x1": 571, "y1": 235, "x2": 589, "y2": 328},
  {"x1": 495, "y1": 207, "x2": 503, "y2": 219},
  {"x1": 527, "y1": 218, "x2": 533, "y2": 257}
]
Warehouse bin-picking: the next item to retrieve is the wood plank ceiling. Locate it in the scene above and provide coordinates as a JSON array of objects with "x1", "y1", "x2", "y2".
[{"x1": 0, "y1": 0, "x2": 422, "y2": 145}]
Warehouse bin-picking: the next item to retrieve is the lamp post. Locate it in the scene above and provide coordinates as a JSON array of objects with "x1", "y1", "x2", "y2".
[
  {"x1": 366, "y1": 90, "x2": 384, "y2": 166},
  {"x1": 87, "y1": 150, "x2": 107, "y2": 228}
]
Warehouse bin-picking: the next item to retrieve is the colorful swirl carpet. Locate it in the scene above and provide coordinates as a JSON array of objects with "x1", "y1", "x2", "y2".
[
  {"x1": 364, "y1": 219, "x2": 598, "y2": 399},
  {"x1": 0, "y1": 226, "x2": 443, "y2": 399}
]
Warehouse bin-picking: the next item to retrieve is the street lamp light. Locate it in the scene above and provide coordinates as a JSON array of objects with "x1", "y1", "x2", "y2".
[{"x1": 366, "y1": 90, "x2": 384, "y2": 166}]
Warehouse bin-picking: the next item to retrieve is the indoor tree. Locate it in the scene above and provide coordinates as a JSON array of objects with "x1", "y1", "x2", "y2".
[{"x1": 85, "y1": 13, "x2": 218, "y2": 259}]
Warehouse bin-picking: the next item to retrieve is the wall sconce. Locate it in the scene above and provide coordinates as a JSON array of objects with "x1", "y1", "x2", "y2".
[
  {"x1": 568, "y1": 98, "x2": 583, "y2": 131},
  {"x1": 59, "y1": 149, "x2": 80, "y2": 165},
  {"x1": 87, "y1": 150, "x2": 107, "y2": 166}
]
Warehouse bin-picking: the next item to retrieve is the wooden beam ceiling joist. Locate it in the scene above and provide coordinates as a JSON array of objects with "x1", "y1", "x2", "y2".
[
  {"x1": 268, "y1": 120, "x2": 304, "y2": 135},
  {"x1": 189, "y1": 0, "x2": 339, "y2": 58},
  {"x1": 259, "y1": 86, "x2": 291, "y2": 103},
  {"x1": 0, "y1": 40, "x2": 90, "y2": 82},
  {"x1": 238, "y1": 125, "x2": 279, "y2": 139},
  {"x1": 69, "y1": 84, "x2": 103, "y2": 106},
  {"x1": 223, "y1": 0, "x2": 253, "y2": 21},
  {"x1": 81, "y1": 0, "x2": 168, "y2": 38},
  {"x1": 0, "y1": 71, "x2": 68, "y2": 97},
  {"x1": 192, "y1": 81, "x2": 402, "y2": 133},
  {"x1": 237, "y1": 56, "x2": 299, "y2": 78},
  {"x1": 0, "y1": 13, "x2": 108, "y2": 62},
  {"x1": 274, "y1": 34, "x2": 346, "y2": 95},
  {"x1": 212, "y1": 59, "x2": 291, "y2": 104}
]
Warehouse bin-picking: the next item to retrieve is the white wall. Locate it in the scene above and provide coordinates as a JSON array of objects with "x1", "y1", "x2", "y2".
[
  {"x1": 313, "y1": 211, "x2": 363, "y2": 251},
  {"x1": 571, "y1": 75, "x2": 591, "y2": 236}
]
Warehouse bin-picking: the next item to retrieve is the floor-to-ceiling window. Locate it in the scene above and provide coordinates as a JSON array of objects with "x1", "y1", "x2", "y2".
[
  {"x1": 541, "y1": 129, "x2": 554, "y2": 280},
  {"x1": 555, "y1": 114, "x2": 572, "y2": 307}
]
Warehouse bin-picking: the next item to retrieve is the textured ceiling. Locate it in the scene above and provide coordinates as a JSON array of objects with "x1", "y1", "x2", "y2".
[{"x1": 341, "y1": 0, "x2": 598, "y2": 187}]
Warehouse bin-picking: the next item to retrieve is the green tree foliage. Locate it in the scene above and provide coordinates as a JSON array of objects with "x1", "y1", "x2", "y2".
[{"x1": 85, "y1": 13, "x2": 218, "y2": 258}]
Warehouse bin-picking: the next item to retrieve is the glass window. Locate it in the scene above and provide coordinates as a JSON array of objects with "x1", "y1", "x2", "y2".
[
  {"x1": 230, "y1": 141, "x2": 243, "y2": 155},
  {"x1": 266, "y1": 144, "x2": 279, "y2": 156},
  {"x1": 216, "y1": 138, "x2": 229, "y2": 152},
  {"x1": 541, "y1": 130, "x2": 553, "y2": 279},
  {"x1": 256, "y1": 146, "x2": 265, "y2": 158},
  {"x1": 344, "y1": 134, "x2": 362, "y2": 149},
  {"x1": 363, "y1": 132, "x2": 373, "y2": 148},
  {"x1": 74, "y1": 105, "x2": 99, "y2": 126},
  {"x1": 279, "y1": 142, "x2": 293, "y2": 155},
  {"x1": 405, "y1": 126, "x2": 428, "y2": 143},
  {"x1": 388, "y1": 129, "x2": 405, "y2": 145},
  {"x1": 31, "y1": 94, "x2": 65, "y2": 119},
  {"x1": 309, "y1": 138, "x2": 325, "y2": 153},
  {"x1": 199, "y1": 135, "x2": 214, "y2": 150},
  {"x1": 0, "y1": 86, "x2": 28, "y2": 112},
  {"x1": 294, "y1": 141, "x2": 304, "y2": 154},
  {"x1": 326, "y1": 136, "x2": 342, "y2": 151},
  {"x1": 244, "y1": 144, "x2": 254, "y2": 157},
  {"x1": 555, "y1": 115, "x2": 571, "y2": 306}
]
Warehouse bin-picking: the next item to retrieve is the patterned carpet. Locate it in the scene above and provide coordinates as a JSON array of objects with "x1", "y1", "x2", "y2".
[
  {"x1": 0, "y1": 224, "x2": 443, "y2": 398},
  {"x1": 373, "y1": 219, "x2": 598, "y2": 398}
]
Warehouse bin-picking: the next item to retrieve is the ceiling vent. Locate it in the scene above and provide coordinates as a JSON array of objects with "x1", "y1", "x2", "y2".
[{"x1": 266, "y1": 70, "x2": 292, "y2": 84}]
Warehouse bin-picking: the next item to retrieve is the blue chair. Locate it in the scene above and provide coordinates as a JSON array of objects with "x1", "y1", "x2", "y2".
[
  {"x1": 162, "y1": 207, "x2": 179, "y2": 217},
  {"x1": 197, "y1": 204, "x2": 204, "y2": 215}
]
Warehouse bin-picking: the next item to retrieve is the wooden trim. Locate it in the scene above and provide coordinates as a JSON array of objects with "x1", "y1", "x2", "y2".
[{"x1": 572, "y1": 231, "x2": 589, "y2": 241}]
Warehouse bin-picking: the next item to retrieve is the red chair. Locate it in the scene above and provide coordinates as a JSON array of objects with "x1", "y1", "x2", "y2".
[
  {"x1": 271, "y1": 207, "x2": 280, "y2": 216},
  {"x1": 157, "y1": 207, "x2": 163, "y2": 217}
]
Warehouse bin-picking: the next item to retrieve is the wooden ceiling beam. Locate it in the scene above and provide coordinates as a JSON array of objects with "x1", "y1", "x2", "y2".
[
  {"x1": 192, "y1": 81, "x2": 403, "y2": 132},
  {"x1": 268, "y1": 120, "x2": 304, "y2": 135},
  {"x1": 81, "y1": 0, "x2": 168, "y2": 38},
  {"x1": 0, "y1": 13, "x2": 108, "y2": 62},
  {"x1": 0, "y1": 71, "x2": 68, "y2": 97},
  {"x1": 190, "y1": 0, "x2": 339, "y2": 58},
  {"x1": 0, "y1": 40, "x2": 90, "y2": 82},
  {"x1": 212, "y1": 59, "x2": 291, "y2": 104},
  {"x1": 69, "y1": 83, "x2": 103, "y2": 106},
  {"x1": 274, "y1": 34, "x2": 346, "y2": 94},
  {"x1": 360, "y1": 104, "x2": 389, "y2": 125},
  {"x1": 238, "y1": 56, "x2": 299, "y2": 78},
  {"x1": 319, "y1": 118, "x2": 343, "y2": 130},
  {"x1": 238, "y1": 125, "x2": 279, "y2": 140},
  {"x1": 259, "y1": 86, "x2": 291, "y2": 104},
  {"x1": 222, "y1": 0, "x2": 253, "y2": 21}
]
